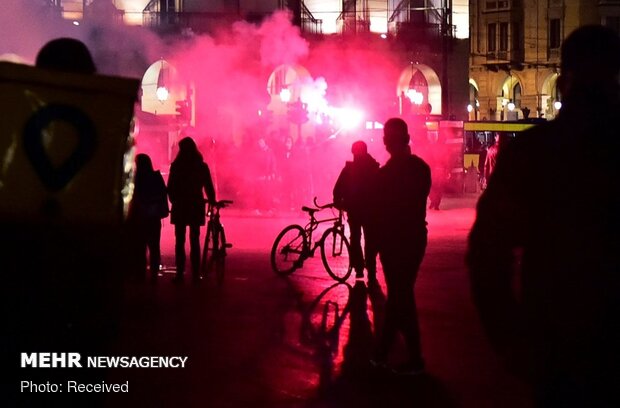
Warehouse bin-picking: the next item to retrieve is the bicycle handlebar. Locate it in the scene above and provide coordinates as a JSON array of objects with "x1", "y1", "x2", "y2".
[
  {"x1": 312, "y1": 197, "x2": 335, "y2": 210},
  {"x1": 205, "y1": 199, "x2": 233, "y2": 209}
]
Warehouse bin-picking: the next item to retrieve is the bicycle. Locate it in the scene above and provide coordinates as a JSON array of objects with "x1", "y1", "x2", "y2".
[
  {"x1": 271, "y1": 197, "x2": 352, "y2": 282},
  {"x1": 201, "y1": 199, "x2": 233, "y2": 284}
]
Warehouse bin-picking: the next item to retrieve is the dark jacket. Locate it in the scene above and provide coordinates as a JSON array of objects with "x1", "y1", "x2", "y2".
[
  {"x1": 375, "y1": 153, "x2": 431, "y2": 247},
  {"x1": 167, "y1": 159, "x2": 215, "y2": 226},
  {"x1": 466, "y1": 87, "x2": 620, "y2": 386},
  {"x1": 128, "y1": 169, "x2": 168, "y2": 222},
  {"x1": 333, "y1": 153, "x2": 380, "y2": 217}
]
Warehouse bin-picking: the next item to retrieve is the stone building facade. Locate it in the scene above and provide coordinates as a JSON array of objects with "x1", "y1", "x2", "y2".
[{"x1": 469, "y1": 0, "x2": 620, "y2": 121}]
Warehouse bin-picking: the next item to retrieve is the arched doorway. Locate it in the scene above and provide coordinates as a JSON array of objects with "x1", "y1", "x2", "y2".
[
  {"x1": 468, "y1": 79, "x2": 480, "y2": 120},
  {"x1": 498, "y1": 74, "x2": 522, "y2": 120},
  {"x1": 138, "y1": 59, "x2": 192, "y2": 167},
  {"x1": 141, "y1": 59, "x2": 188, "y2": 116},
  {"x1": 541, "y1": 72, "x2": 560, "y2": 119},
  {"x1": 266, "y1": 64, "x2": 314, "y2": 142},
  {"x1": 396, "y1": 64, "x2": 442, "y2": 116}
]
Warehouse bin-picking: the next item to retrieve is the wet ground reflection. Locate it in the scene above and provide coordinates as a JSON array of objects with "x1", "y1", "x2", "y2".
[{"x1": 278, "y1": 271, "x2": 457, "y2": 408}]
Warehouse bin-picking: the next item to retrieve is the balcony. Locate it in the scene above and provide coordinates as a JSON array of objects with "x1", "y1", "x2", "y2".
[
  {"x1": 485, "y1": 49, "x2": 523, "y2": 63},
  {"x1": 389, "y1": 21, "x2": 448, "y2": 47}
]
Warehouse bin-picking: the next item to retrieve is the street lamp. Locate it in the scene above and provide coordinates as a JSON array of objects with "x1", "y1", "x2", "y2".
[
  {"x1": 279, "y1": 88, "x2": 291, "y2": 103},
  {"x1": 156, "y1": 60, "x2": 169, "y2": 102}
]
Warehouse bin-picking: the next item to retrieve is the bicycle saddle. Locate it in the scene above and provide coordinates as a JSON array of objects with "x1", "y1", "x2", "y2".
[{"x1": 301, "y1": 206, "x2": 319, "y2": 215}]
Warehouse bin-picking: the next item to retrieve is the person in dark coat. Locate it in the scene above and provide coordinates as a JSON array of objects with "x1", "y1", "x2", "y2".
[
  {"x1": 167, "y1": 137, "x2": 216, "y2": 282},
  {"x1": 333, "y1": 140, "x2": 380, "y2": 280},
  {"x1": 371, "y1": 118, "x2": 431, "y2": 375},
  {"x1": 467, "y1": 25, "x2": 620, "y2": 407},
  {"x1": 127, "y1": 153, "x2": 168, "y2": 281}
]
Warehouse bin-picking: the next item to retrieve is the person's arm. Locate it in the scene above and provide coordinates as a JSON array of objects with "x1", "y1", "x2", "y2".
[
  {"x1": 203, "y1": 163, "x2": 216, "y2": 203},
  {"x1": 333, "y1": 166, "x2": 348, "y2": 209},
  {"x1": 422, "y1": 161, "x2": 432, "y2": 197},
  {"x1": 166, "y1": 167, "x2": 177, "y2": 203}
]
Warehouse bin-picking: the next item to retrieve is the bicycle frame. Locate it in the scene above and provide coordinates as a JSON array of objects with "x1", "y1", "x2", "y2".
[
  {"x1": 271, "y1": 197, "x2": 352, "y2": 281},
  {"x1": 303, "y1": 212, "x2": 343, "y2": 255},
  {"x1": 201, "y1": 199, "x2": 232, "y2": 280}
]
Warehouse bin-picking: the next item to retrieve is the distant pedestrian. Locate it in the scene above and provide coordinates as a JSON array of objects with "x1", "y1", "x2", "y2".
[
  {"x1": 253, "y1": 137, "x2": 277, "y2": 214},
  {"x1": 277, "y1": 136, "x2": 302, "y2": 211},
  {"x1": 333, "y1": 140, "x2": 380, "y2": 280},
  {"x1": 482, "y1": 132, "x2": 502, "y2": 187},
  {"x1": 127, "y1": 153, "x2": 168, "y2": 281},
  {"x1": 426, "y1": 134, "x2": 450, "y2": 210},
  {"x1": 467, "y1": 25, "x2": 620, "y2": 408},
  {"x1": 167, "y1": 137, "x2": 216, "y2": 282},
  {"x1": 371, "y1": 118, "x2": 431, "y2": 375}
]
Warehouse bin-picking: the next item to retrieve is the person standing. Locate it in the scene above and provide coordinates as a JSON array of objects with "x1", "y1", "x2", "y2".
[
  {"x1": 482, "y1": 132, "x2": 501, "y2": 188},
  {"x1": 167, "y1": 137, "x2": 216, "y2": 282},
  {"x1": 333, "y1": 140, "x2": 380, "y2": 280},
  {"x1": 127, "y1": 153, "x2": 168, "y2": 281},
  {"x1": 467, "y1": 25, "x2": 620, "y2": 407},
  {"x1": 372, "y1": 118, "x2": 431, "y2": 375}
]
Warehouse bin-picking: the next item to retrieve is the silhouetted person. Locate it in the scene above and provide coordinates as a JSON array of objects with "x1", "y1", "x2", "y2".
[
  {"x1": 426, "y1": 134, "x2": 450, "y2": 210},
  {"x1": 467, "y1": 25, "x2": 620, "y2": 408},
  {"x1": 127, "y1": 153, "x2": 168, "y2": 281},
  {"x1": 278, "y1": 136, "x2": 303, "y2": 211},
  {"x1": 482, "y1": 132, "x2": 501, "y2": 187},
  {"x1": 371, "y1": 118, "x2": 431, "y2": 375},
  {"x1": 167, "y1": 137, "x2": 215, "y2": 282},
  {"x1": 333, "y1": 140, "x2": 380, "y2": 280},
  {"x1": 253, "y1": 137, "x2": 277, "y2": 214}
]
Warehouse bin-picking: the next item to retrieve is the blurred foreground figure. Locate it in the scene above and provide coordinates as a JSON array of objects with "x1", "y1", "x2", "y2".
[
  {"x1": 467, "y1": 25, "x2": 620, "y2": 408},
  {"x1": 167, "y1": 137, "x2": 216, "y2": 282},
  {"x1": 35, "y1": 37, "x2": 97, "y2": 74},
  {"x1": 1, "y1": 38, "x2": 138, "y2": 406},
  {"x1": 333, "y1": 140, "x2": 380, "y2": 280},
  {"x1": 372, "y1": 118, "x2": 431, "y2": 375}
]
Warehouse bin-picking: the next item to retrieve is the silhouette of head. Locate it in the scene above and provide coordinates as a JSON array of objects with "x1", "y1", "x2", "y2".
[
  {"x1": 383, "y1": 118, "x2": 410, "y2": 155},
  {"x1": 135, "y1": 153, "x2": 154, "y2": 174},
  {"x1": 351, "y1": 140, "x2": 367, "y2": 157},
  {"x1": 178, "y1": 136, "x2": 198, "y2": 153},
  {"x1": 559, "y1": 25, "x2": 620, "y2": 98},
  {"x1": 35, "y1": 38, "x2": 97, "y2": 75}
]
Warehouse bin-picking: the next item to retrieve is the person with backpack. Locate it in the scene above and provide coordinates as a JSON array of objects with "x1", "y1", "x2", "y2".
[
  {"x1": 333, "y1": 140, "x2": 380, "y2": 280},
  {"x1": 127, "y1": 153, "x2": 169, "y2": 281}
]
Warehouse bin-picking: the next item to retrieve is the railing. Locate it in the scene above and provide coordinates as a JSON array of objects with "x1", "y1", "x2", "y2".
[
  {"x1": 485, "y1": 49, "x2": 523, "y2": 63},
  {"x1": 301, "y1": 1, "x2": 322, "y2": 35}
]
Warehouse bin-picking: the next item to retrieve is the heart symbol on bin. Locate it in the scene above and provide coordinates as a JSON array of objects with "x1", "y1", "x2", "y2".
[{"x1": 23, "y1": 104, "x2": 97, "y2": 191}]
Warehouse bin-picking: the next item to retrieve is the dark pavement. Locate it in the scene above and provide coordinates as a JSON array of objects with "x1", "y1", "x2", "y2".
[
  {"x1": 101, "y1": 193, "x2": 532, "y2": 408},
  {"x1": 8, "y1": 194, "x2": 532, "y2": 407}
]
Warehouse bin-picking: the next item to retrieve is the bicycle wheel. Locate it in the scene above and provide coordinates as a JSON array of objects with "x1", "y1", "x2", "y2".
[
  {"x1": 320, "y1": 227, "x2": 352, "y2": 282},
  {"x1": 200, "y1": 221, "x2": 214, "y2": 276},
  {"x1": 214, "y1": 227, "x2": 227, "y2": 285},
  {"x1": 271, "y1": 225, "x2": 307, "y2": 275}
]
